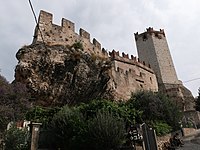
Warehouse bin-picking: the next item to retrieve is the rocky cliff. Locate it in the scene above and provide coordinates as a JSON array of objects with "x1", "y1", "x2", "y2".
[{"x1": 15, "y1": 43, "x2": 113, "y2": 106}]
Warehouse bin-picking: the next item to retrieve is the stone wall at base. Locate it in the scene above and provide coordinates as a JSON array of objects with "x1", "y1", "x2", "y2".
[{"x1": 157, "y1": 133, "x2": 171, "y2": 150}]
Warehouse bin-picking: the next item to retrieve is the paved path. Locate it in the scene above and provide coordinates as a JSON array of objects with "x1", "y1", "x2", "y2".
[{"x1": 179, "y1": 134, "x2": 200, "y2": 150}]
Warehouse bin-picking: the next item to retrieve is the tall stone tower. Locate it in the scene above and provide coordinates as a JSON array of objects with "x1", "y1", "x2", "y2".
[
  {"x1": 134, "y1": 27, "x2": 195, "y2": 111},
  {"x1": 134, "y1": 27, "x2": 180, "y2": 89}
]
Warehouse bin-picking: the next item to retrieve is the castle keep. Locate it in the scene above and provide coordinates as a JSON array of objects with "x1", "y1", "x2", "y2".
[
  {"x1": 31, "y1": 10, "x2": 194, "y2": 110},
  {"x1": 135, "y1": 28, "x2": 180, "y2": 88}
]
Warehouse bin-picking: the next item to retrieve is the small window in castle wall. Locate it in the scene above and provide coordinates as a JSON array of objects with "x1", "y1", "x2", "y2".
[
  {"x1": 140, "y1": 72, "x2": 142, "y2": 77},
  {"x1": 114, "y1": 82, "x2": 117, "y2": 89},
  {"x1": 150, "y1": 77, "x2": 152, "y2": 84},
  {"x1": 143, "y1": 34, "x2": 147, "y2": 41},
  {"x1": 140, "y1": 84, "x2": 143, "y2": 88},
  {"x1": 117, "y1": 67, "x2": 119, "y2": 72}
]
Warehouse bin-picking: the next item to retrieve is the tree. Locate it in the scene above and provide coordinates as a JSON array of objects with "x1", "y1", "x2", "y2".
[
  {"x1": 0, "y1": 74, "x2": 13, "y2": 131},
  {"x1": 0, "y1": 74, "x2": 30, "y2": 132},
  {"x1": 86, "y1": 110, "x2": 125, "y2": 150},
  {"x1": 128, "y1": 91, "x2": 182, "y2": 132},
  {"x1": 50, "y1": 106, "x2": 87, "y2": 149},
  {"x1": 195, "y1": 88, "x2": 200, "y2": 111},
  {"x1": 49, "y1": 106, "x2": 125, "y2": 150},
  {"x1": 25, "y1": 106, "x2": 60, "y2": 127},
  {"x1": 4, "y1": 124, "x2": 30, "y2": 150},
  {"x1": 77, "y1": 99, "x2": 141, "y2": 126}
]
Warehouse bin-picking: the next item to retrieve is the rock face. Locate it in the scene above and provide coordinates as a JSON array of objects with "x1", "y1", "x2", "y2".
[{"x1": 15, "y1": 43, "x2": 113, "y2": 106}]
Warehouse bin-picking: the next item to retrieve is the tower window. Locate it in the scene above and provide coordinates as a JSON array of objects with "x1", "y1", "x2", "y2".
[
  {"x1": 143, "y1": 34, "x2": 147, "y2": 41},
  {"x1": 116, "y1": 67, "x2": 119, "y2": 72},
  {"x1": 140, "y1": 72, "x2": 142, "y2": 77}
]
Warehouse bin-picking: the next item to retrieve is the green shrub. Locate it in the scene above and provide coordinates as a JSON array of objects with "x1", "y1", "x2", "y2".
[
  {"x1": 128, "y1": 91, "x2": 182, "y2": 130},
  {"x1": 49, "y1": 105, "x2": 126, "y2": 150},
  {"x1": 4, "y1": 125, "x2": 30, "y2": 150},
  {"x1": 86, "y1": 110, "x2": 125, "y2": 150},
  {"x1": 153, "y1": 121, "x2": 172, "y2": 136},
  {"x1": 71, "y1": 42, "x2": 83, "y2": 50},
  {"x1": 77, "y1": 99, "x2": 141, "y2": 126},
  {"x1": 50, "y1": 106, "x2": 87, "y2": 149},
  {"x1": 25, "y1": 106, "x2": 60, "y2": 127}
]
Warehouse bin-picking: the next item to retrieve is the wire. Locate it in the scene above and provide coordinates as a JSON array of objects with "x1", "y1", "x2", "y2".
[
  {"x1": 28, "y1": 0, "x2": 47, "y2": 49},
  {"x1": 28, "y1": 0, "x2": 38, "y2": 24},
  {"x1": 183, "y1": 77, "x2": 200, "y2": 83}
]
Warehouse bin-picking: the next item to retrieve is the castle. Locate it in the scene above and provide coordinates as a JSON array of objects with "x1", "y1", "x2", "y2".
[{"x1": 32, "y1": 10, "x2": 194, "y2": 111}]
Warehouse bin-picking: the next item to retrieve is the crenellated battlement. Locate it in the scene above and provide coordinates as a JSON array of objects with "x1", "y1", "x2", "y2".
[
  {"x1": 79, "y1": 28, "x2": 90, "y2": 39},
  {"x1": 33, "y1": 10, "x2": 107, "y2": 58},
  {"x1": 61, "y1": 18, "x2": 75, "y2": 32},
  {"x1": 134, "y1": 27, "x2": 165, "y2": 41},
  {"x1": 32, "y1": 10, "x2": 155, "y2": 72},
  {"x1": 109, "y1": 50, "x2": 153, "y2": 73}
]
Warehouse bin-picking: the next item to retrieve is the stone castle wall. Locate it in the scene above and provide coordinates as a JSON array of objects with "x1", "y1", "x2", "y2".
[
  {"x1": 32, "y1": 10, "x2": 159, "y2": 101},
  {"x1": 135, "y1": 27, "x2": 180, "y2": 85},
  {"x1": 33, "y1": 10, "x2": 108, "y2": 58},
  {"x1": 109, "y1": 50, "x2": 158, "y2": 100}
]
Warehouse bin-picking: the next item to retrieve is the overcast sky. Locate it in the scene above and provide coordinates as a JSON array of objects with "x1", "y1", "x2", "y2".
[{"x1": 0, "y1": 0, "x2": 200, "y2": 96}]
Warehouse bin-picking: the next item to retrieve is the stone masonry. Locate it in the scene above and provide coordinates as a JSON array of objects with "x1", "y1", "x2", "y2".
[
  {"x1": 32, "y1": 10, "x2": 158, "y2": 101},
  {"x1": 33, "y1": 10, "x2": 107, "y2": 58},
  {"x1": 134, "y1": 27, "x2": 195, "y2": 111},
  {"x1": 109, "y1": 50, "x2": 158, "y2": 100},
  {"x1": 135, "y1": 27, "x2": 180, "y2": 86}
]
